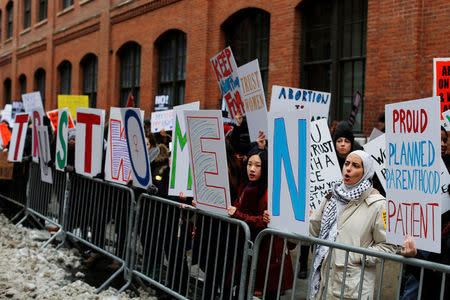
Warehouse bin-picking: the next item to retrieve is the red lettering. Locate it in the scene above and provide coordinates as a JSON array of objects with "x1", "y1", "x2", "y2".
[
  {"x1": 218, "y1": 51, "x2": 232, "y2": 77},
  {"x1": 393, "y1": 110, "x2": 399, "y2": 133},
  {"x1": 403, "y1": 203, "x2": 411, "y2": 235},
  {"x1": 388, "y1": 200, "x2": 396, "y2": 232},
  {"x1": 420, "y1": 109, "x2": 428, "y2": 133},
  {"x1": 400, "y1": 109, "x2": 406, "y2": 133},
  {"x1": 411, "y1": 203, "x2": 420, "y2": 237},
  {"x1": 13, "y1": 114, "x2": 29, "y2": 161},
  {"x1": 395, "y1": 203, "x2": 405, "y2": 235},
  {"x1": 429, "y1": 203, "x2": 438, "y2": 241},
  {"x1": 420, "y1": 204, "x2": 427, "y2": 239},
  {"x1": 211, "y1": 59, "x2": 222, "y2": 82},
  {"x1": 77, "y1": 113, "x2": 101, "y2": 173}
]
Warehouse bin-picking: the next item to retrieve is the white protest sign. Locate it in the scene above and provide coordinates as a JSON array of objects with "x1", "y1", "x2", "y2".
[
  {"x1": 270, "y1": 85, "x2": 331, "y2": 122},
  {"x1": 22, "y1": 92, "x2": 44, "y2": 113},
  {"x1": 268, "y1": 109, "x2": 311, "y2": 235},
  {"x1": 12, "y1": 102, "x2": 24, "y2": 120},
  {"x1": 168, "y1": 102, "x2": 200, "y2": 197},
  {"x1": 363, "y1": 134, "x2": 387, "y2": 192},
  {"x1": 31, "y1": 109, "x2": 44, "y2": 163},
  {"x1": 75, "y1": 108, "x2": 105, "y2": 178},
  {"x1": 309, "y1": 119, "x2": 341, "y2": 210},
  {"x1": 154, "y1": 95, "x2": 169, "y2": 111},
  {"x1": 367, "y1": 128, "x2": 384, "y2": 142},
  {"x1": 386, "y1": 97, "x2": 441, "y2": 253},
  {"x1": 37, "y1": 125, "x2": 53, "y2": 184},
  {"x1": 211, "y1": 47, "x2": 245, "y2": 120},
  {"x1": 8, "y1": 113, "x2": 29, "y2": 162},
  {"x1": 439, "y1": 158, "x2": 450, "y2": 214},
  {"x1": 237, "y1": 59, "x2": 268, "y2": 141},
  {"x1": 55, "y1": 109, "x2": 71, "y2": 171},
  {"x1": 151, "y1": 110, "x2": 174, "y2": 133},
  {"x1": 1, "y1": 104, "x2": 12, "y2": 124},
  {"x1": 121, "y1": 108, "x2": 151, "y2": 189},
  {"x1": 185, "y1": 110, "x2": 231, "y2": 215},
  {"x1": 442, "y1": 109, "x2": 450, "y2": 130}
]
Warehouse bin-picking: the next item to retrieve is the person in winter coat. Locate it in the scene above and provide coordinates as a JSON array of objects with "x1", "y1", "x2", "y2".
[{"x1": 310, "y1": 150, "x2": 396, "y2": 300}]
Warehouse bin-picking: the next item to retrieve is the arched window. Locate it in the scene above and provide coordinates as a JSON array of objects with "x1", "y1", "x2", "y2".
[
  {"x1": 19, "y1": 74, "x2": 27, "y2": 96},
  {"x1": 81, "y1": 54, "x2": 98, "y2": 108},
  {"x1": 58, "y1": 61, "x2": 72, "y2": 95},
  {"x1": 39, "y1": 0, "x2": 47, "y2": 21},
  {"x1": 300, "y1": 0, "x2": 367, "y2": 131},
  {"x1": 23, "y1": 0, "x2": 31, "y2": 29},
  {"x1": 223, "y1": 9, "x2": 270, "y2": 96},
  {"x1": 4, "y1": 79, "x2": 11, "y2": 104},
  {"x1": 118, "y1": 42, "x2": 141, "y2": 107},
  {"x1": 156, "y1": 30, "x2": 186, "y2": 107},
  {"x1": 6, "y1": 2, "x2": 13, "y2": 39},
  {"x1": 62, "y1": 0, "x2": 73, "y2": 10},
  {"x1": 34, "y1": 68, "x2": 46, "y2": 106}
]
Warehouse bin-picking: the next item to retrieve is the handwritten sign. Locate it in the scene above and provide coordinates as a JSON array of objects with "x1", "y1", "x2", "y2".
[
  {"x1": 385, "y1": 97, "x2": 441, "y2": 253},
  {"x1": 37, "y1": 125, "x2": 53, "y2": 184},
  {"x1": 8, "y1": 113, "x2": 29, "y2": 162},
  {"x1": 151, "y1": 110, "x2": 174, "y2": 133},
  {"x1": 22, "y1": 92, "x2": 44, "y2": 113},
  {"x1": 58, "y1": 95, "x2": 89, "y2": 121},
  {"x1": 47, "y1": 109, "x2": 74, "y2": 132},
  {"x1": 439, "y1": 158, "x2": 450, "y2": 214},
  {"x1": 210, "y1": 47, "x2": 245, "y2": 119},
  {"x1": 363, "y1": 134, "x2": 387, "y2": 192},
  {"x1": 433, "y1": 58, "x2": 450, "y2": 119},
  {"x1": 1, "y1": 104, "x2": 12, "y2": 124}
]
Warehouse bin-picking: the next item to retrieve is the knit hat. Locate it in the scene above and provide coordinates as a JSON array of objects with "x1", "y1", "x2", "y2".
[{"x1": 333, "y1": 121, "x2": 354, "y2": 144}]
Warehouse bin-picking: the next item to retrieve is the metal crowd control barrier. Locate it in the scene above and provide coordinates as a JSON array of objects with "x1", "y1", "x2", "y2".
[
  {"x1": 129, "y1": 193, "x2": 251, "y2": 300},
  {"x1": 0, "y1": 161, "x2": 30, "y2": 221},
  {"x1": 64, "y1": 173, "x2": 135, "y2": 293},
  {"x1": 247, "y1": 228, "x2": 450, "y2": 300}
]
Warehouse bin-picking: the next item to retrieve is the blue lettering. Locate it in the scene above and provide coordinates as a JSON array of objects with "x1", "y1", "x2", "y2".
[{"x1": 278, "y1": 87, "x2": 287, "y2": 99}]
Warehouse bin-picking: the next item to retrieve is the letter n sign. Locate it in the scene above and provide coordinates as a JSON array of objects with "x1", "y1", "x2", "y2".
[{"x1": 268, "y1": 111, "x2": 311, "y2": 236}]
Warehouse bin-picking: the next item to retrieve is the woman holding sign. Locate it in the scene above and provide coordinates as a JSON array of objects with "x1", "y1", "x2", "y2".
[{"x1": 309, "y1": 150, "x2": 396, "y2": 299}]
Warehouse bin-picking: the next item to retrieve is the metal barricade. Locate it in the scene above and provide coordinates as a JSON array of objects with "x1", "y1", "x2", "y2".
[
  {"x1": 64, "y1": 172, "x2": 135, "y2": 293},
  {"x1": 0, "y1": 161, "x2": 30, "y2": 220},
  {"x1": 247, "y1": 228, "x2": 450, "y2": 300},
  {"x1": 129, "y1": 193, "x2": 251, "y2": 300}
]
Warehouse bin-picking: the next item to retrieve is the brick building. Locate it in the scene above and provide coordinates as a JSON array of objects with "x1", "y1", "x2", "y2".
[{"x1": 0, "y1": 0, "x2": 449, "y2": 135}]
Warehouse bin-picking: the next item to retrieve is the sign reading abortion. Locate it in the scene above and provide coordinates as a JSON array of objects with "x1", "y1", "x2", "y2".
[
  {"x1": 237, "y1": 59, "x2": 268, "y2": 142},
  {"x1": 211, "y1": 47, "x2": 245, "y2": 120},
  {"x1": 185, "y1": 110, "x2": 231, "y2": 216},
  {"x1": 433, "y1": 58, "x2": 450, "y2": 117},
  {"x1": 270, "y1": 85, "x2": 331, "y2": 122},
  {"x1": 8, "y1": 113, "x2": 29, "y2": 162},
  {"x1": 55, "y1": 109, "x2": 71, "y2": 171},
  {"x1": 363, "y1": 134, "x2": 387, "y2": 192},
  {"x1": 385, "y1": 97, "x2": 441, "y2": 252},
  {"x1": 75, "y1": 108, "x2": 105, "y2": 177},
  {"x1": 37, "y1": 125, "x2": 53, "y2": 184},
  {"x1": 168, "y1": 102, "x2": 200, "y2": 197},
  {"x1": 309, "y1": 119, "x2": 341, "y2": 210},
  {"x1": 268, "y1": 110, "x2": 311, "y2": 236}
]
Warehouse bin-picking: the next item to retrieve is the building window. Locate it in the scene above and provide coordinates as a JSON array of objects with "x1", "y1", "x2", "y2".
[
  {"x1": 23, "y1": 0, "x2": 31, "y2": 29},
  {"x1": 81, "y1": 54, "x2": 98, "y2": 108},
  {"x1": 58, "y1": 61, "x2": 72, "y2": 95},
  {"x1": 223, "y1": 9, "x2": 270, "y2": 96},
  {"x1": 6, "y1": 2, "x2": 13, "y2": 39},
  {"x1": 118, "y1": 42, "x2": 141, "y2": 107},
  {"x1": 300, "y1": 0, "x2": 367, "y2": 131},
  {"x1": 19, "y1": 74, "x2": 27, "y2": 96},
  {"x1": 34, "y1": 68, "x2": 46, "y2": 106},
  {"x1": 62, "y1": 0, "x2": 74, "y2": 10},
  {"x1": 4, "y1": 79, "x2": 11, "y2": 104},
  {"x1": 157, "y1": 30, "x2": 186, "y2": 107},
  {"x1": 39, "y1": 0, "x2": 47, "y2": 22}
]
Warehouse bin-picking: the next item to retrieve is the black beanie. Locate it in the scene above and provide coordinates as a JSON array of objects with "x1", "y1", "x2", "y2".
[{"x1": 333, "y1": 121, "x2": 354, "y2": 145}]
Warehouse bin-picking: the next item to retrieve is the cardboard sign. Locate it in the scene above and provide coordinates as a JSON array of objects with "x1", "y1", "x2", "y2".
[
  {"x1": 210, "y1": 47, "x2": 245, "y2": 119},
  {"x1": 31, "y1": 110, "x2": 44, "y2": 163},
  {"x1": 122, "y1": 108, "x2": 151, "y2": 189},
  {"x1": 58, "y1": 95, "x2": 89, "y2": 121},
  {"x1": 0, "y1": 122, "x2": 11, "y2": 147},
  {"x1": 363, "y1": 134, "x2": 387, "y2": 192},
  {"x1": 0, "y1": 152, "x2": 13, "y2": 180},
  {"x1": 237, "y1": 59, "x2": 268, "y2": 141},
  {"x1": 22, "y1": 92, "x2": 44, "y2": 113},
  {"x1": 185, "y1": 110, "x2": 231, "y2": 215},
  {"x1": 168, "y1": 102, "x2": 200, "y2": 197},
  {"x1": 151, "y1": 110, "x2": 174, "y2": 133},
  {"x1": 75, "y1": 108, "x2": 105, "y2": 177},
  {"x1": 8, "y1": 113, "x2": 29, "y2": 162},
  {"x1": 154, "y1": 95, "x2": 169, "y2": 111},
  {"x1": 433, "y1": 58, "x2": 450, "y2": 119},
  {"x1": 309, "y1": 119, "x2": 341, "y2": 210},
  {"x1": 385, "y1": 97, "x2": 441, "y2": 253},
  {"x1": 1, "y1": 104, "x2": 12, "y2": 124},
  {"x1": 270, "y1": 85, "x2": 331, "y2": 122},
  {"x1": 55, "y1": 109, "x2": 71, "y2": 171},
  {"x1": 37, "y1": 125, "x2": 53, "y2": 184},
  {"x1": 268, "y1": 110, "x2": 311, "y2": 235}
]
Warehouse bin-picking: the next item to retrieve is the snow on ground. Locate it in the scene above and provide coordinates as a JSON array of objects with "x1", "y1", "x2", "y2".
[{"x1": 0, "y1": 213, "x2": 155, "y2": 299}]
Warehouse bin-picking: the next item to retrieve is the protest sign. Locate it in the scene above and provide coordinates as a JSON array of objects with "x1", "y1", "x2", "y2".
[
  {"x1": 151, "y1": 110, "x2": 174, "y2": 133},
  {"x1": 268, "y1": 109, "x2": 311, "y2": 235},
  {"x1": 22, "y1": 92, "x2": 44, "y2": 113},
  {"x1": 270, "y1": 85, "x2": 331, "y2": 122},
  {"x1": 363, "y1": 134, "x2": 387, "y2": 192},
  {"x1": 0, "y1": 122, "x2": 11, "y2": 148},
  {"x1": 367, "y1": 128, "x2": 384, "y2": 142},
  {"x1": 154, "y1": 95, "x2": 169, "y2": 111},
  {"x1": 8, "y1": 113, "x2": 29, "y2": 162},
  {"x1": 58, "y1": 95, "x2": 89, "y2": 121},
  {"x1": 433, "y1": 58, "x2": 450, "y2": 118},
  {"x1": 31, "y1": 110, "x2": 44, "y2": 163},
  {"x1": 185, "y1": 110, "x2": 231, "y2": 215},
  {"x1": 1, "y1": 104, "x2": 12, "y2": 124},
  {"x1": 55, "y1": 109, "x2": 71, "y2": 171},
  {"x1": 37, "y1": 125, "x2": 53, "y2": 184},
  {"x1": 12, "y1": 101, "x2": 24, "y2": 120},
  {"x1": 439, "y1": 158, "x2": 450, "y2": 214},
  {"x1": 309, "y1": 119, "x2": 341, "y2": 210},
  {"x1": 210, "y1": 47, "x2": 245, "y2": 120},
  {"x1": 168, "y1": 102, "x2": 200, "y2": 197},
  {"x1": 75, "y1": 108, "x2": 105, "y2": 177},
  {"x1": 385, "y1": 96, "x2": 441, "y2": 253},
  {"x1": 47, "y1": 109, "x2": 74, "y2": 132},
  {"x1": 0, "y1": 152, "x2": 13, "y2": 180},
  {"x1": 121, "y1": 108, "x2": 151, "y2": 189},
  {"x1": 442, "y1": 109, "x2": 450, "y2": 130},
  {"x1": 237, "y1": 59, "x2": 268, "y2": 141}
]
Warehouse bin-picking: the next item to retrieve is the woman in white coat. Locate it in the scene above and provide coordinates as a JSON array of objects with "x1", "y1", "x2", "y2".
[{"x1": 309, "y1": 150, "x2": 396, "y2": 300}]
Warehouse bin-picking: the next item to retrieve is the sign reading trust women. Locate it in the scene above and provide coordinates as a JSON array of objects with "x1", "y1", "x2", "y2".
[
  {"x1": 268, "y1": 109, "x2": 311, "y2": 236},
  {"x1": 385, "y1": 97, "x2": 441, "y2": 253}
]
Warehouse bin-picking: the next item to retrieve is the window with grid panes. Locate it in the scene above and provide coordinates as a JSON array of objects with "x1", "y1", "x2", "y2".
[
  {"x1": 157, "y1": 30, "x2": 186, "y2": 107},
  {"x1": 223, "y1": 9, "x2": 270, "y2": 97},
  {"x1": 6, "y1": 2, "x2": 13, "y2": 39},
  {"x1": 81, "y1": 54, "x2": 98, "y2": 108},
  {"x1": 58, "y1": 61, "x2": 72, "y2": 95},
  {"x1": 24, "y1": 0, "x2": 31, "y2": 29},
  {"x1": 19, "y1": 75, "x2": 27, "y2": 96},
  {"x1": 39, "y1": 0, "x2": 47, "y2": 21},
  {"x1": 62, "y1": 0, "x2": 73, "y2": 10},
  {"x1": 35, "y1": 69, "x2": 46, "y2": 106},
  {"x1": 4, "y1": 79, "x2": 11, "y2": 104},
  {"x1": 118, "y1": 42, "x2": 141, "y2": 107},
  {"x1": 300, "y1": 0, "x2": 367, "y2": 132}
]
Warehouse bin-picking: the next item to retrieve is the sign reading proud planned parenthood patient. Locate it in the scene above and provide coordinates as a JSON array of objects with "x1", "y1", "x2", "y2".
[
  {"x1": 433, "y1": 58, "x2": 450, "y2": 118},
  {"x1": 211, "y1": 47, "x2": 245, "y2": 120},
  {"x1": 270, "y1": 85, "x2": 331, "y2": 122},
  {"x1": 385, "y1": 97, "x2": 441, "y2": 253}
]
